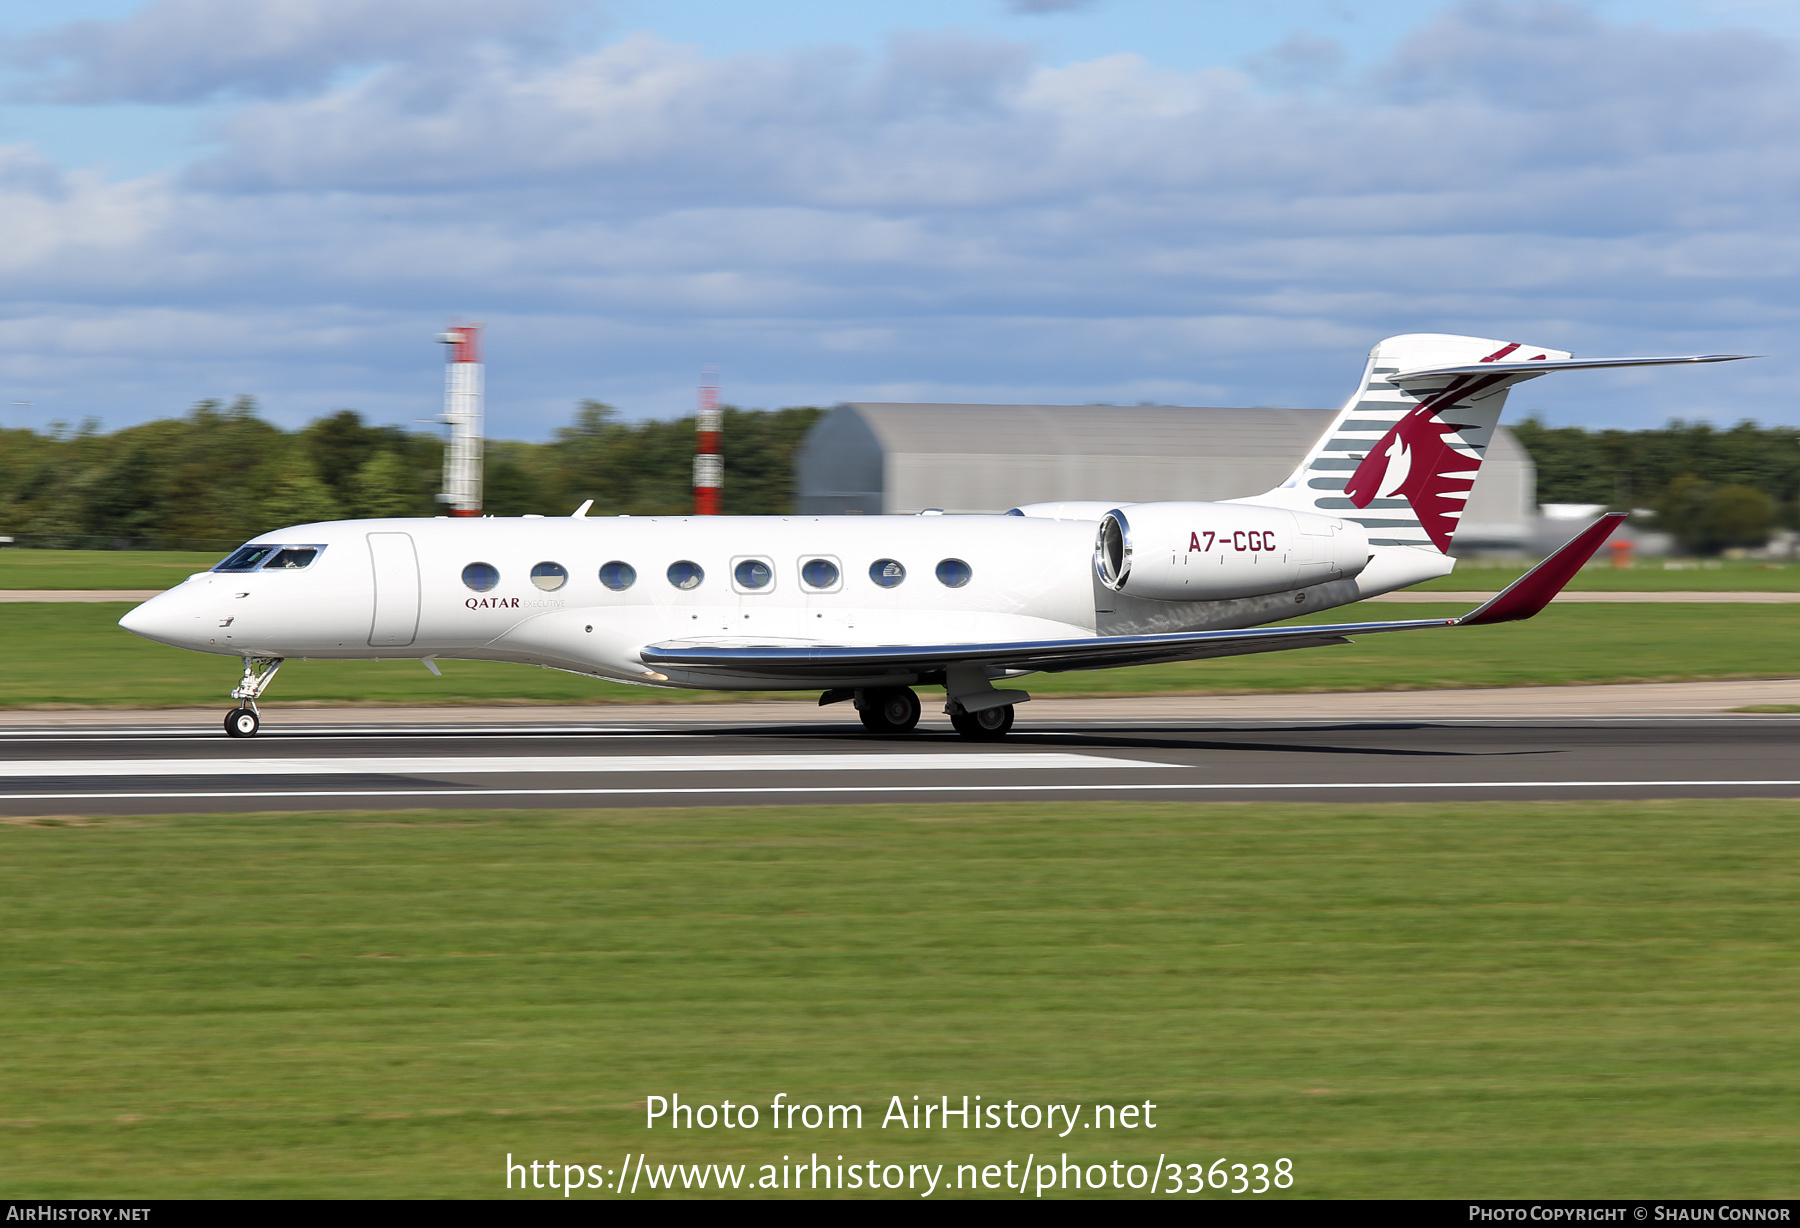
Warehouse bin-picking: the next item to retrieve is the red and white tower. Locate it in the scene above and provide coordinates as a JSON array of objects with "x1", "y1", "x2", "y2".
[
  {"x1": 693, "y1": 365, "x2": 721, "y2": 515},
  {"x1": 436, "y1": 324, "x2": 484, "y2": 517}
]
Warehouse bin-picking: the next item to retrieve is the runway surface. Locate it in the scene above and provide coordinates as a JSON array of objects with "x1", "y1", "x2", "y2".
[{"x1": 4, "y1": 704, "x2": 1800, "y2": 814}]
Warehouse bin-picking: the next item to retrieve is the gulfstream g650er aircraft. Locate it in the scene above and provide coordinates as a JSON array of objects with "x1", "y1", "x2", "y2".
[{"x1": 120, "y1": 334, "x2": 1746, "y2": 738}]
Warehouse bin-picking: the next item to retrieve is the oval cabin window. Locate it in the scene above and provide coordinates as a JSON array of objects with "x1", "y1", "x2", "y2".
[
  {"x1": 869, "y1": 559, "x2": 906, "y2": 588},
  {"x1": 801, "y1": 558, "x2": 839, "y2": 589},
  {"x1": 531, "y1": 561, "x2": 568, "y2": 592},
  {"x1": 667, "y1": 560, "x2": 705, "y2": 591},
  {"x1": 734, "y1": 559, "x2": 772, "y2": 590},
  {"x1": 462, "y1": 562, "x2": 500, "y2": 593},
  {"x1": 935, "y1": 558, "x2": 972, "y2": 588},
  {"x1": 599, "y1": 561, "x2": 636, "y2": 591}
]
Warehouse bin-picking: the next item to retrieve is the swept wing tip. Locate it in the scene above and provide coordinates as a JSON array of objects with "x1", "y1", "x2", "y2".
[{"x1": 1458, "y1": 511, "x2": 1627, "y2": 627}]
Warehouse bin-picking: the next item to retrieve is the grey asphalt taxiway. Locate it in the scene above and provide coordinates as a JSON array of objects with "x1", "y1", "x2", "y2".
[{"x1": 3, "y1": 686, "x2": 1800, "y2": 814}]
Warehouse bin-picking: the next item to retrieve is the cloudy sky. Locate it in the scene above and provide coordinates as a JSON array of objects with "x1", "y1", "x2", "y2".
[{"x1": 0, "y1": 0, "x2": 1795, "y2": 438}]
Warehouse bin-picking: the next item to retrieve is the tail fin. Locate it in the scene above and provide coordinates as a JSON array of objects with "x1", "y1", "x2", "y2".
[
  {"x1": 1245, "y1": 334, "x2": 1566, "y2": 552},
  {"x1": 1242, "y1": 334, "x2": 1747, "y2": 554}
]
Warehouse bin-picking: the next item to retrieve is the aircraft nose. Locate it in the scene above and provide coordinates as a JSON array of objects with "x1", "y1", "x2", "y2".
[{"x1": 119, "y1": 590, "x2": 201, "y2": 648}]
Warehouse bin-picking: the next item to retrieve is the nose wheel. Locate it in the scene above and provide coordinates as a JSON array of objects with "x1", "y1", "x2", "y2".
[{"x1": 223, "y1": 656, "x2": 283, "y2": 738}]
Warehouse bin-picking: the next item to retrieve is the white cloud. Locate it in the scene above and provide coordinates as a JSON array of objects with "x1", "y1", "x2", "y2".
[
  {"x1": 5, "y1": 0, "x2": 584, "y2": 103},
  {"x1": 0, "y1": 1, "x2": 1795, "y2": 435}
]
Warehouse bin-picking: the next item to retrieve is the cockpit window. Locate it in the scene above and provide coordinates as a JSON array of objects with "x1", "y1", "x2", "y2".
[
  {"x1": 214, "y1": 545, "x2": 277, "y2": 572},
  {"x1": 263, "y1": 547, "x2": 321, "y2": 570}
]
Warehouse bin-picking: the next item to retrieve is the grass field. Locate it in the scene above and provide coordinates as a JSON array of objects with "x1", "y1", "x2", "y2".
[
  {"x1": 3, "y1": 547, "x2": 1800, "y2": 592},
  {"x1": 1414, "y1": 556, "x2": 1800, "y2": 592},
  {"x1": 0, "y1": 549, "x2": 221, "y2": 589},
  {"x1": 2, "y1": 600, "x2": 1795, "y2": 708},
  {"x1": 0, "y1": 800, "x2": 1794, "y2": 1199}
]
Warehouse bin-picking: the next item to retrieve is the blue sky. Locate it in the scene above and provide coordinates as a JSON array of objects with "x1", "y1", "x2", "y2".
[{"x1": 0, "y1": 0, "x2": 1795, "y2": 438}]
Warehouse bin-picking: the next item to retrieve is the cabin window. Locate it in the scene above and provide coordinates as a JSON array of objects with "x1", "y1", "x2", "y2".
[
  {"x1": 667, "y1": 560, "x2": 705, "y2": 590},
  {"x1": 801, "y1": 558, "x2": 840, "y2": 590},
  {"x1": 599, "y1": 561, "x2": 636, "y2": 591},
  {"x1": 214, "y1": 545, "x2": 277, "y2": 572},
  {"x1": 462, "y1": 562, "x2": 500, "y2": 592},
  {"x1": 262, "y1": 546, "x2": 320, "y2": 570},
  {"x1": 936, "y1": 558, "x2": 972, "y2": 588},
  {"x1": 531, "y1": 561, "x2": 568, "y2": 592},
  {"x1": 869, "y1": 559, "x2": 906, "y2": 588},
  {"x1": 733, "y1": 559, "x2": 773, "y2": 591}
]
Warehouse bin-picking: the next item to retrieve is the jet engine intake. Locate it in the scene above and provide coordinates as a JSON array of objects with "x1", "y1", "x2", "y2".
[{"x1": 1094, "y1": 502, "x2": 1369, "y2": 602}]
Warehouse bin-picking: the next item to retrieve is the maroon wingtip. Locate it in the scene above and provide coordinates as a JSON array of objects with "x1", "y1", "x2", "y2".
[{"x1": 1458, "y1": 512, "x2": 1628, "y2": 626}]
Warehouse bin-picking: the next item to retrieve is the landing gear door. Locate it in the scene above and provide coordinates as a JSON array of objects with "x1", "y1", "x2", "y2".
[{"x1": 367, "y1": 532, "x2": 421, "y2": 648}]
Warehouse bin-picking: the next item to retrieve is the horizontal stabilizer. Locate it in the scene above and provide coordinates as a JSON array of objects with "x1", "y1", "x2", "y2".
[{"x1": 1391, "y1": 353, "x2": 1753, "y2": 388}]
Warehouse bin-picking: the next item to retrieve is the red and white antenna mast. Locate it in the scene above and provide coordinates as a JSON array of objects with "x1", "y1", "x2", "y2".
[
  {"x1": 694, "y1": 365, "x2": 721, "y2": 515},
  {"x1": 436, "y1": 324, "x2": 484, "y2": 517}
]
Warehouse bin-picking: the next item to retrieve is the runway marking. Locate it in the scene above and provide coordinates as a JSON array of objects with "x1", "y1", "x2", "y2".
[
  {"x1": 0, "y1": 752, "x2": 1164, "y2": 778},
  {"x1": 5, "y1": 715, "x2": 1800, "y2": 742},
  {"x1": 5, "y1": 778, "x2": 1800, "y2": 803},
  {"x1": 0, "y1": 729, "x2": 690, "y2": 743}
]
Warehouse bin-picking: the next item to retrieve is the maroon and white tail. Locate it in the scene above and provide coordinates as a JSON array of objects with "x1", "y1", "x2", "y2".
[{"x1": 1244, "y1": 333, "x2": 1747, "y2": 555}]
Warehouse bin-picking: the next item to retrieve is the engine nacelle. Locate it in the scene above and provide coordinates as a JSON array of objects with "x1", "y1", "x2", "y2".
[{"x1": 1094, "y1": 502, "x2": 1370, "y2": 601}]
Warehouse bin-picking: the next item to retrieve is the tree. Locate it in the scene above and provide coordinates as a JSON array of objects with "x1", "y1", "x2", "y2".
[
  {"x1": 260, "y1": 461, "x2": 342, "y2": 532},
  {"x1": 1656, "y1": 475, "x2": 1775, "y2": 555},
  {"x1": 349, "y1": 451, "x2": 416, "y2": 519},
  {"x1": 305, "y1": 410, "x2": 382, "y2": 503}
]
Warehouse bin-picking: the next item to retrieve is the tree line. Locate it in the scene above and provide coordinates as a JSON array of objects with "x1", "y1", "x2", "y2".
[
  {"x1": 0, "y1": 398, "x2": 821, "y2": 550},
  {"x1": 2, "y1": 400, "x2": 1793, "y2": 555},
  {"x1": 1511, "y1": 417, "x2": 1800, "y2": 553}
]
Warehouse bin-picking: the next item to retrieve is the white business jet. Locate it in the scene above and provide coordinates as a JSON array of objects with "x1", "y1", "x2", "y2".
[{"x1": 120, "y1": 334, "x2": 1747, "y2": 739}]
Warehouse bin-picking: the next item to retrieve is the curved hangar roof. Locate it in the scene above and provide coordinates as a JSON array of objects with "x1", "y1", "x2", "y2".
[
  {"x1": 796, "y1": 402, "x2": 1337, "y2": 516},
  {"x1": 794, "y1": 402, "x2": 1533, "y2": 551}
]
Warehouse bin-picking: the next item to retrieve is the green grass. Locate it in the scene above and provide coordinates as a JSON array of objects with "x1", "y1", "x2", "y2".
[
  {"x1": 0, "y1": 800, "x2": 1795, "y2": 1198},
  {"x1": 4, "y1": 601, "x2": 1797, "y2": 708},
  {"x1": 0, "y1": 549, "x2": 224, "y2": 589},
  {"x1": 1414, "y1": 556, "x2": 1800, "y2": 591}
]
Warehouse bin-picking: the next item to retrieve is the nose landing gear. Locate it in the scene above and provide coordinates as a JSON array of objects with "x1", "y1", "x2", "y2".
[{"x1": 224, "y1": 656, "x2": 283, "y2": 738}]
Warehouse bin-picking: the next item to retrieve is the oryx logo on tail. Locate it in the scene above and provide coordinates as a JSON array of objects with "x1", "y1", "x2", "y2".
[
  {"x1": 1243, "y1": 333, "x2": 1733, "y2": 555},
  {"x1": 1344, "y1": 346, "x2": 1526, "y2": 551},
  {"x1": 1344, "y1": 394, "x2": 1483, "y2": 552}
]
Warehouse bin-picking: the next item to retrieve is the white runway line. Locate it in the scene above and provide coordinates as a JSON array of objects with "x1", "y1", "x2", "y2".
[
  {"x1": 0, "y1": 752, "x2": 1165, "y2": 778},
  {"x1": 4, "y1": 778, "x2": 1800, "y2": 803},
  {"x1": 0, "y1": 728, "x2": 688, "y2": 742}
]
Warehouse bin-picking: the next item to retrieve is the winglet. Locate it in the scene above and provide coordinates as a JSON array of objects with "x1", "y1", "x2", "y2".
[{"x1": 1457, "y1": 512, "x2": 1628, "y2": 626}]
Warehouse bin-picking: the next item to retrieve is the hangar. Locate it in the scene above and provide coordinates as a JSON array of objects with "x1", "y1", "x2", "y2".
[{"x1": 794, "y1": 403, "x2": 1534, "y2": 553}]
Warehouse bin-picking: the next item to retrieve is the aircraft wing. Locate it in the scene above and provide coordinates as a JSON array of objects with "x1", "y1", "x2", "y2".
[{"x1": 640, "y1": 514, "x2": 1626, "y2": 682}]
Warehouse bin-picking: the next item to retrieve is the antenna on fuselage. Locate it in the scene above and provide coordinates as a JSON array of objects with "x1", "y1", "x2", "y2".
[
  {"x1": 435, "y1": 324, "x2": 484, "y2": 517},
  {"x1": 694, "y1": 365, "x2": 721, "y2": 515}
]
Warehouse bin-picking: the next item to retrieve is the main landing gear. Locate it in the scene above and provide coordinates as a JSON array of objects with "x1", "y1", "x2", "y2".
[
  {"x1": 856, "y1": 686, "x2": 922, "y2": 735},
  {"x1": 948, "y1": 704, "x2": 1015, "y2": 741},
  {"x1": 224, "y1": 656, "x2": 283, "y2": 738},
  {"x1": 820, "y1": 685, "x2": 1017, "y2": 739}
]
